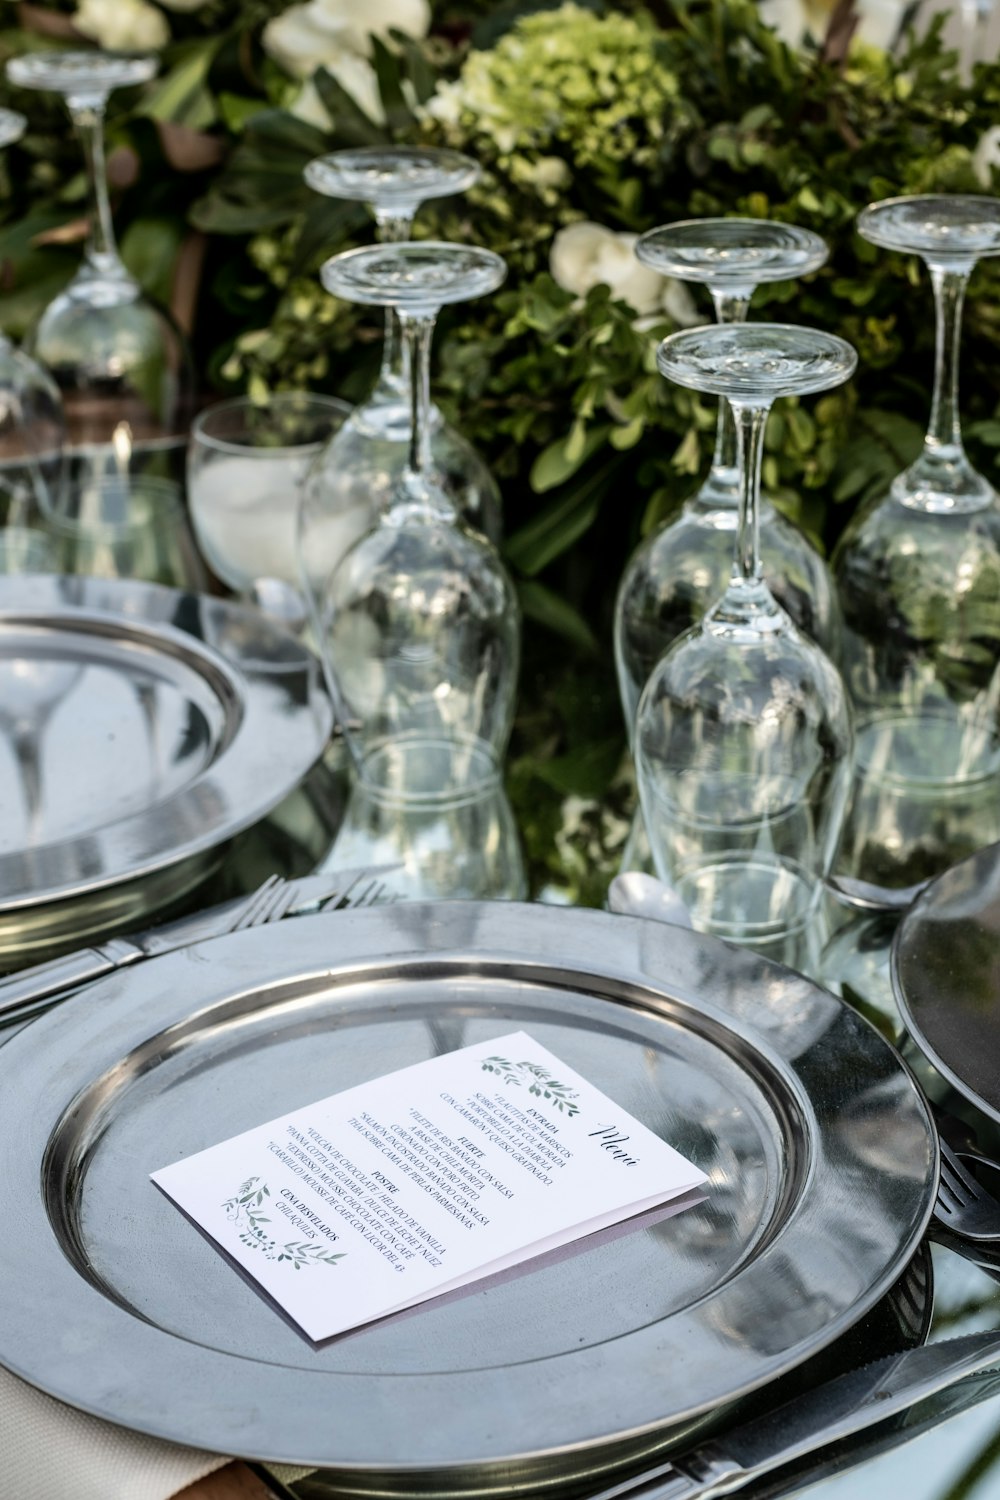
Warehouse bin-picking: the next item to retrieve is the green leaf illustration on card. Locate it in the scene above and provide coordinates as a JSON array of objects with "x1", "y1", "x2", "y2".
[
  {"x1": 481, "y1": 1058, "x2": 581, "y2": 1117},
  {"x1": 221, "y1": 1177, "x2": 346, "y2": 1269}
]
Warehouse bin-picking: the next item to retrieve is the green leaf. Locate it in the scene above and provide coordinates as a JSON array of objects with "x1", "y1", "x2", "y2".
[
  {"x1": 506, "y1": 458, "x2": 620, "y2": 574},
  {"x1": 535, "y1": 736, "x2": 624, "y2": 799},
  {"x1": 519, "y1": 580, "x2": 599, "y2": 653},
  {"x1": 139, "y1": 42, "x2": 218, "y2": 130},
  {"x1": 530, "y1": 423, "x2": 610, "y2": 493},
  {"x1": 371, "y1": 36, "x2": 413, "y2": 131},
  {"x1": 313, "y1": 68, "x2": 388, "y2": 146},
  {"x1": 120, "y1": 216, "x2": 185, "y2": 307}
]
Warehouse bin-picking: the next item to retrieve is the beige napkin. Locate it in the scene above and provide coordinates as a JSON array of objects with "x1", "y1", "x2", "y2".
[{"x1": 0, "y1": 1365, "x2": 311, "y2": 1499}]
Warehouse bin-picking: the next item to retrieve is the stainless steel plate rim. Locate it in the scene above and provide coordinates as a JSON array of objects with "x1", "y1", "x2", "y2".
[
  {"x1": 892, "y1": 841, "x2": 1000, "y2": 1126},
  {"x1": 0, "y1": 903, "x2": 937, "y2": 1483},
  {"x1": 0, "y1": 575, "x2": 332, "y2": 908}
]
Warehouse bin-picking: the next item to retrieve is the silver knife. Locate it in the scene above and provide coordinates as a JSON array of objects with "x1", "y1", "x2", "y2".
[
  {"x1": 0, "y1": 867, "x2": 381, "y2": 1024},
  {"x1": 584, "y1": 1332, "x2": 1000, "y2": 1500},
  {"x1": 721, "y1": 1364, "x2": 1000, "y2": 1500}
]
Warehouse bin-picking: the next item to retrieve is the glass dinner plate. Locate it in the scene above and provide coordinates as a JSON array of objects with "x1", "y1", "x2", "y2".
[
  {"x1": 893, "y1": 839, "x2": 1000, "y2": 1127},
  {"x1": 0, "y1": 574, "x2": 332, "y2": 961},
  {"x1": 0, "y1": 903, "x2": 936, "y2": 1493}
]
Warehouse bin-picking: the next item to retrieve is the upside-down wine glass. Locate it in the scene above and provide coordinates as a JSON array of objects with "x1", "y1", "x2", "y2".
[
  {"x1": 316, "y1": 241, "x2": 519, "y2": 797},
  {"x1": 834, "y1": 195, "x2": 1000, "y2": 896},
  {"x1": 635, "y1": 324, "x2": 856, "y2": 974},
  {"x1": 616, "y1": 219, "x2": 839, "y2": 741},
  {"x1": 5, "y1": 53, "x2": 192, "y2": 473},
  {"x1": 300, "y1": 147, "x2": 500, "y2": 610},
  {"x1": 0, "y1": 107, "x2": 64, "y2": 539}
]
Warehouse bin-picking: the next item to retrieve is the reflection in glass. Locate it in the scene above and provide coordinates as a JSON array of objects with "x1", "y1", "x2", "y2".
[{"x1": 43, "y1": 459, "x2": 206, "y2": 590}]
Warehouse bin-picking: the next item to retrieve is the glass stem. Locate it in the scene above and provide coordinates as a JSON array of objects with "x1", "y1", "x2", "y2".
[
  {"x1": 709, "y1": 290, "x2": 752, "y2": 478},
  {"x1": 68, "y1": 97, "x2": 120, "y2": 274},
  {"x1": 925, "y1": 263, "x2": 970, "y2": 460},
  {"x1": 733, "y1": 402, "x2": 770, "y2": 586},
  {"x1": 404, "y1": 310, "x2": 436, "y2": 479},
  {"x1": 374, "y1": 211, "x2": 414, "y2": 397}
]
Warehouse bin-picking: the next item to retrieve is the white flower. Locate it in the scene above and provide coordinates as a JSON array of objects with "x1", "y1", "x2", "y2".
[
  {"x1": 73, "y1": 0, "x2": 169, "y2": 51},
  {"x1": 974, "y1": 126, "x2": 1000, "y2": 187},
  {"x1": 758, "y1": 0, "x2": 907, "y2": 50},
  {"x1": 662, "y1": 279, "x2": 702, "y2": 328},
  {"x1": 263, "y1": 0, "x2": 429, "y2": 81},
  {"x1": 550, "y1": 222, "x2": 665, "y2": 316}
]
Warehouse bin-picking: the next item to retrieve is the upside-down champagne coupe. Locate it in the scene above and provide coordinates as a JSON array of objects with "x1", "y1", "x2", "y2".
[
  {"x1": 300, "y1": 147, "x2": 500, "y2": 610},
  {"x1": 635, "y1": 324, "x2": 856, "y2": 974},
  {"x1": 834, "y1": 196, "x2": 1000, "y2": 896},
  {"x1": 316, "y1": 241, "x2": 519, "y2": 797},
  {"x1": 5, "y1": 53, "x2": 192, "y2": 472},
  {"x1": 0, "y1": 107, "x2": 64, "y2": 532},
  {"x1": 616, "y1": 219, "x2": 839, "y2": 741}
]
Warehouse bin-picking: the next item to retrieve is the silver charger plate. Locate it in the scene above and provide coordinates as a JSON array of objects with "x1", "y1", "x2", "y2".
[
  {"x1": 0, "y1": 574, "x2": 331, "y2": 960},
  {"x1": 0, "y1": 903, "x2": 936, "y2": 1494},
  {"x1": 893, "y1": 840, "x2": 1000, "y2": 1126}
]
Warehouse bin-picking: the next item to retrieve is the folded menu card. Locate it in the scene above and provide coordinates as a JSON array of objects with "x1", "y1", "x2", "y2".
[{"x1": 153, "y1": 1030, "x2": 706, "y2": 1342}]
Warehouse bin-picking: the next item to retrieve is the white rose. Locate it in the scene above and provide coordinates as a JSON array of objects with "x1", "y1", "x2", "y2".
[
  {"x1": 662, "y1": 279, "x2": 702, "y2": 328},
  {"x1": 307, "y1": 0, "x2": 431, "y2": 55},
  {"x1": 73, "y1": 0, "x2": 169, "y2": 50},
  {"x1": 974, "y1": 126, "x2": 1000, "y2": 187},
  {"x1": 263, "y1": 0, "x2": 429, "y2": 81},
  {"x1": 759, "y1": 0, "x2": 905, "y2": 48},
  {"x1": 550, "y1": 222, "x2": 665, "y2": 316}
]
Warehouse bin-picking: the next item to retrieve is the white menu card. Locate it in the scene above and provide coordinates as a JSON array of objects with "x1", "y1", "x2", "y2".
[{"x1": 153, "y1": 1030, "x2": 706, "y2": 1342}]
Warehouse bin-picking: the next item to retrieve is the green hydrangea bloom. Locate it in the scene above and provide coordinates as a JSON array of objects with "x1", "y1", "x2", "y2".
[{"x1": 425, "y1": 3, "x2": 678, "y2": 170}]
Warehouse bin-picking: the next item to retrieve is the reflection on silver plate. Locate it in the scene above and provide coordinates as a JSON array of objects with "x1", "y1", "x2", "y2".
[
  {"x1": 0, "y1": 904, "x2": 935, "y2": 1493},
  {"x1": 0, "y1": 575, "x2": 331, "y2": 960},
  {"x1": 893, "y1": 841, "x2": 1000, "y2": 1126}
]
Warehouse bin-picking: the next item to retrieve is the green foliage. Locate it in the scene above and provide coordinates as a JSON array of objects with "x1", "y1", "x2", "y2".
[{"x1": 4, "y1": 0, "x2": 1000, "y2": 899}]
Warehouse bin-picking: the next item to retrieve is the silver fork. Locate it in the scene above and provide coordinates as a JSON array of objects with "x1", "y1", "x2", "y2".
[
  {"x1": 934, "y1": 1138, "x2": 1000, "y2": 1241},
  {"x1": 320, "y1": 874, "x2": 394, "y2": 912}
]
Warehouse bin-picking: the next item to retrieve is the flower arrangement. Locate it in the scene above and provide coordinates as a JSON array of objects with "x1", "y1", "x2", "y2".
[{"x1": 3, "y1": 0, "x2": 1000, "y2": 900}]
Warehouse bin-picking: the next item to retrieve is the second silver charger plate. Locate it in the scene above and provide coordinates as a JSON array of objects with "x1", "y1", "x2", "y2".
[
  {"x1": 893, "y1": 839, "x2": 1000, "y2": 1126},
  {"x1": 0, "y1": 574, "x2": 331, "y2": 961},
  {"x1": 0, "y1": 903, "x2": 936, "y2": 1493}
]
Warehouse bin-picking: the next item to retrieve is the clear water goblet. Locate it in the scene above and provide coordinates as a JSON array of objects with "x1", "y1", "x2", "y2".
[
  {"x1": 320, "y1": 741, "x2": 527, "y2": 901},
  {"x1": 5, "y1": 53, "x2": 192, "y2": 471},
  {"x1": 635, "y1": 324, "x2": 856, "y2": 974},
  {"x1": 0, "y1": 106, "x2": 65, "y2": 533},
  {"x1": 316, "y1": 241, "x2": 519, "y2": 797},
  {"x1": 834, "y1": 195, "x2": 1000, "y2": 896},
  {"x1": 189, "y1": 393, "x2": 350, "y2": 623},
  {"x1": 616, "y1": 219, "x2": 839, "y2": 742},
  {"x1": 299, "y1": 146, "x2": 500, "y2": 609},
  {"x1": 42, "y1": 469, "x2": 206, "y2": 590}
]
